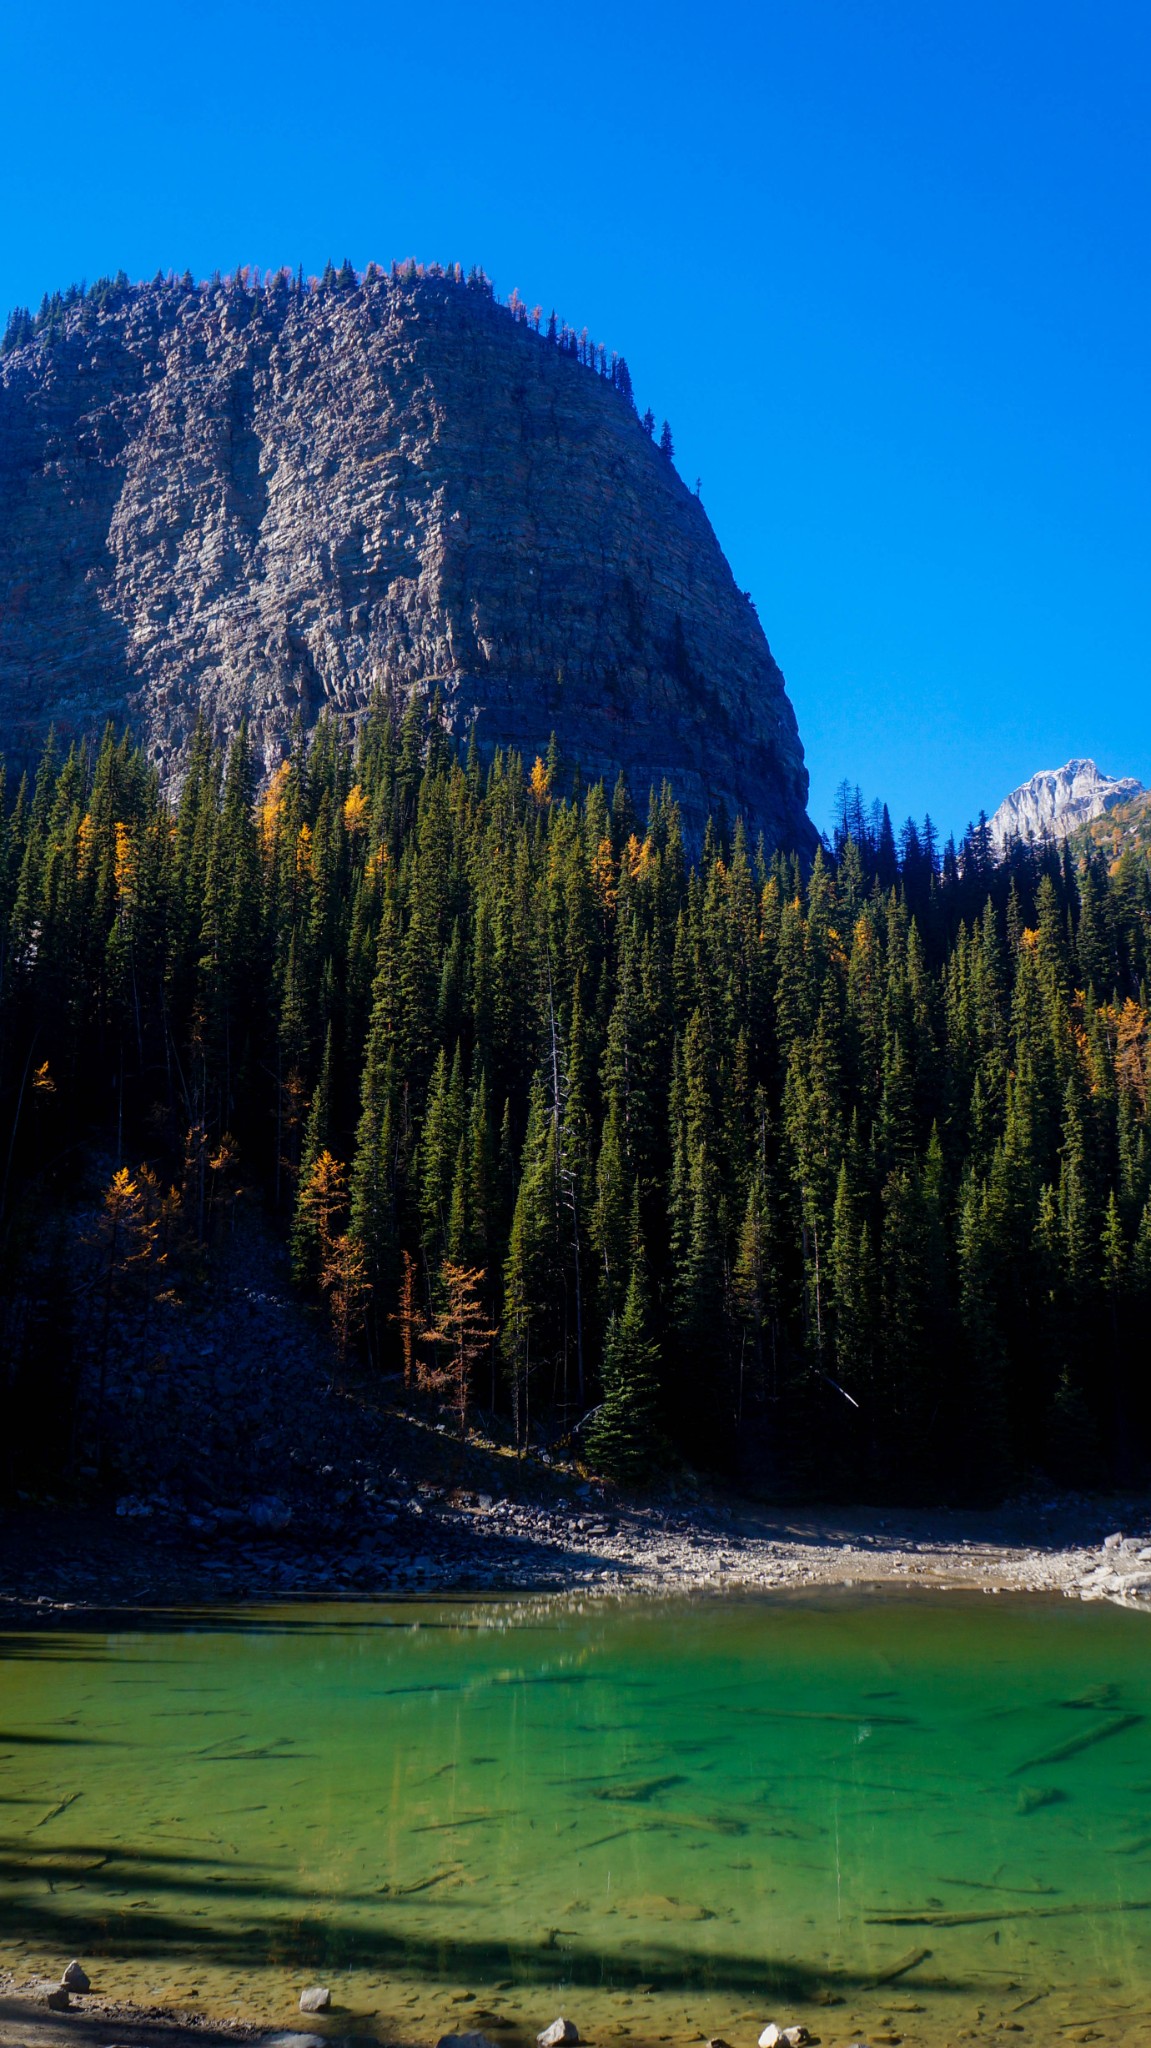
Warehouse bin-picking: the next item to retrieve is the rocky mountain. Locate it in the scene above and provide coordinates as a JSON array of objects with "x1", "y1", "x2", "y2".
[
  {"x1": 989, "y1": 758, "x2": 1144, "y2": 852},
  {"x1": 0, "y1": 264, "x2": 813, "y2": 849}
]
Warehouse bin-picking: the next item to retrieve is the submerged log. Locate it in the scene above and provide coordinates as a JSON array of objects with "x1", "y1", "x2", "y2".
[
  {"x1": 868, "y1": 1898, "x2": 1151, "y2": 1927},
  {"x1": 868, "y1": 1945, "x2": 932, "y2": 1983},
  {"x1": 1010, "y1": 1712, "x2": 1143, "y2": 1773}
]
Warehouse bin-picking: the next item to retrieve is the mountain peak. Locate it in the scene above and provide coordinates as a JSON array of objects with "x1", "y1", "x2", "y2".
[
  {"x1": 989, "y1": 758, "x2": 1144, "y2": 852},
  {"x1": 0, "y1": 262, "x2": 813, "y2": 851}
]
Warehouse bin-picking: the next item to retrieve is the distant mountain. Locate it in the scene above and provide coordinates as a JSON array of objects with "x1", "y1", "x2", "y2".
[{"x1": 989, "y1": 758, "x2": 1144, "y2": 853}]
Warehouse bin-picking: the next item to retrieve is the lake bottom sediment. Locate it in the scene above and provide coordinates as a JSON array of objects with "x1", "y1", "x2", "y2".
[{"x1": 2, "y1": 1590, "x2": 1150, "y2": 2048}]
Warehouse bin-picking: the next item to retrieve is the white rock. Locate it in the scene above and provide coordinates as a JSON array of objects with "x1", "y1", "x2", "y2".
[
  {"x1": 299, "y1": 1986, "x2": 331, "y2": 2013},
  {"x1": 537, "y1": 2022, "x2": 579, "y2": 2048},
  {"x1": 62, "y1": 1961, "x2": 90, "y2": 1992},
  {"x1": 758, "y1": 2029, "x2": 782, "y2": 2047},
  {"x1": 989, "y1": 761, "x2": 1142, "y2": 853}
]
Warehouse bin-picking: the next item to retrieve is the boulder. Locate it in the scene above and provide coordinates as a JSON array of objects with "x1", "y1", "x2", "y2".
[
  {"x1": 62, "y1": 1960, "x2": 90, "y2": 1992},
  {"x1": 44, "y1": 1987, "x2": 70, "y2": 2012},
  {"x1": 537, "y1": 2022, "x2": 580, "y2": 2047},
  {"x1": 250, "y1": 1496, "x2": 293, "y2": 1531},
  {"x1": 298, "y1": 1986, "x2": 331, "y2": 2013}
]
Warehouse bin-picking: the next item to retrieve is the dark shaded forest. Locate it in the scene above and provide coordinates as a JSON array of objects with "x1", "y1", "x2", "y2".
[{"x1": 1, "y1": 705, "x2": 1149, "y2": 1503}]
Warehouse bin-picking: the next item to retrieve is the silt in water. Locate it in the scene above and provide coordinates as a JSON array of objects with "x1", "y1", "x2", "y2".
[{"x1": 2, "y1": 1589, "x2": 1150, "y2": 2045}]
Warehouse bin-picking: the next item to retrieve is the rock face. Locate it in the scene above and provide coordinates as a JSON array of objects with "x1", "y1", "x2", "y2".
[
  {"x1": 989, "y1": 758, "x2": 1143, "y2": 852},
  {"x1": 0, "y1": 267, "x2": 813, "y2": 849}
]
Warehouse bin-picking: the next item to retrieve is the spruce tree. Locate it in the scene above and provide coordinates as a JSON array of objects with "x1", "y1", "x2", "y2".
[{"x1": 585, "y1": 1197, "x2": 661, "y2": 1480}]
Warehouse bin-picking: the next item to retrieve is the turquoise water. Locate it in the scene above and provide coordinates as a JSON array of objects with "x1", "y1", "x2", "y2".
[{"x1": 2, "y1": 1591, "x2": 1151, "y2": 2046}]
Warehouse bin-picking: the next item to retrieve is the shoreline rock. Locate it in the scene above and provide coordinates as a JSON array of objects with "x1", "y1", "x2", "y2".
[{"x1": 3, "y1": 1483, "x2": 1150, "y2": 1616}]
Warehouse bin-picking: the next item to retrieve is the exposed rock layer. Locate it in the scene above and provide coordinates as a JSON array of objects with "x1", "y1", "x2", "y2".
[
  {"x1": 0, "y1": 270, "x2": 813, "y2": 848},
  {"x1": 989, "y1": 757, "x2": 1144, "y2": 852}
]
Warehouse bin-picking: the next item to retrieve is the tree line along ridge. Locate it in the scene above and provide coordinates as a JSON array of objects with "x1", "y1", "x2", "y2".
[{"x1": 0, "y1": 259, "x2": 679, "y2": 464}]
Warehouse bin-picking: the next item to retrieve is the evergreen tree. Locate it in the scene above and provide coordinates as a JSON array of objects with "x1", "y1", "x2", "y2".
[
  {"x1": 585, "y1": 1196, "x2": 661, "y2": 1479},
  {"x1": 2, "y1": 709, "x2": 1150, "y2": 1498}
]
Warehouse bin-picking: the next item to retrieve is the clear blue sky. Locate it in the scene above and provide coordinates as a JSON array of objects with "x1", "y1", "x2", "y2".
[{"x1": 2, "y1": 0, "x2": 1148, "y2": 841}]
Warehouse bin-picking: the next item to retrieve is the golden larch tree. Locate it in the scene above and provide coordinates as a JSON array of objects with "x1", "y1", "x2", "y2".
[{"x1": 420, "y1": 1262, "x2": 496, "y2": 1437}]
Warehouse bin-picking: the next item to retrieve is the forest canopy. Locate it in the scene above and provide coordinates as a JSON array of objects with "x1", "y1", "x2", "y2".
[{"x1": 2, "y1": 703, "x2": 1149, "y2": 1501}]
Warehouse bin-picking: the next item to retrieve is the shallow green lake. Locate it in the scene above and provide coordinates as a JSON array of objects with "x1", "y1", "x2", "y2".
[{"x1": 2, "y1": 1591, "x2": 1151, "y2": 2046}]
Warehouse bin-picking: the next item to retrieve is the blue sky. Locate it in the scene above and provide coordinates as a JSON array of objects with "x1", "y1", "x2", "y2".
[{"x1": 2, "y1": 0, "x2": 1148, "y2": 841}]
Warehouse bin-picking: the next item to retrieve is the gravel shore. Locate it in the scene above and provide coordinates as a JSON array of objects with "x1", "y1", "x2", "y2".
[{"x1": 3, "y1": 1480, "x2": 1150, "y2": 1619}]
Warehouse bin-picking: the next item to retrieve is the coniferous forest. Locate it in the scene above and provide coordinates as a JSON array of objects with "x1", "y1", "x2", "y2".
[{"x1": 2, "y1": 701, "x2": 1150, "y2": 1503}]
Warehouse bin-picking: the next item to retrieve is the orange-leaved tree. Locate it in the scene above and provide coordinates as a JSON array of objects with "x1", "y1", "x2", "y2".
[
  {"x1": 297, "y1": 1150, "x2": 372, "y2": 1365},
  {"x1": 322, "y1": 1229, "x2": 372, "y2": 1368},
  {"x1": 88, "y1": 1165, "x2": 182, "y2": 1460},
  {"x1": 420, "y1": 1262, "x2": 496, "y2": 1437},
  {"x1": 390, "y1": 1248, "x2": 421, "y2": 1391}
]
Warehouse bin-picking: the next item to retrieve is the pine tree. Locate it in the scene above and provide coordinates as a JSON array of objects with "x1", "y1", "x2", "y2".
[
  {"x1": 3, "y1": 709, "x2": 1151, "y2": 1495},
  {"x1": 585, "y1": 1203, "x2": 661, "y2": 1480},
  {"x1": 291, "y1": 1025, "x2": 334, "y2": 1284}
]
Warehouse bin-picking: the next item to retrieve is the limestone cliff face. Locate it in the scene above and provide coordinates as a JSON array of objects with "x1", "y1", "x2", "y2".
[
  {"x1": 989, "y1": 758, "x2": 1144, "y2": 852},
  {"x1": 0, "y1": 269, "x2": 813, "y2": 849}
]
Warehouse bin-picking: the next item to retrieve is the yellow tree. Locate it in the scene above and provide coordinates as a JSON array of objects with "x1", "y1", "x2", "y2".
[
  {"x1": 1112, "y1": 997, "x2": 1148, "y2": 1111},
  {"x1": 390, "y1": 1248, "x2": 421, "y2": 1390},
  {"x1": 420, "y1": 1262, "x2": 496, "y2": 1438},
  {"x1": 295, "y1": 1149, "x2": 347, "y2": 1267},
  {"x1": 89, "y1": 1168, "x2": 161, "y2": 1459},
  {"x1": 208, "y1": 1131, "x2": 244, "y2": 1243},
  {"x1": 295, "y1": 1151, "x2": 370, "y2": 1367},
  {"x1": 134, "y1": 1164, "x2": 186, "y2": 1350},
  {"x1": 343, "y1": 782, "x2": 369, "y2": 837},
  {"x1": 322, "y1": 1230, "x2": 372, "y2": 1369}
]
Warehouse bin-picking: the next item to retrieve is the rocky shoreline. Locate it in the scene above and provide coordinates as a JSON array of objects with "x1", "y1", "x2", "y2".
[
  {"x1": 0, "y1": 1984, "x2": 260, "y2": 2048},
  {"x1": 2, "y1": 1480, "x2": 1151, "y2": 1620}
]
